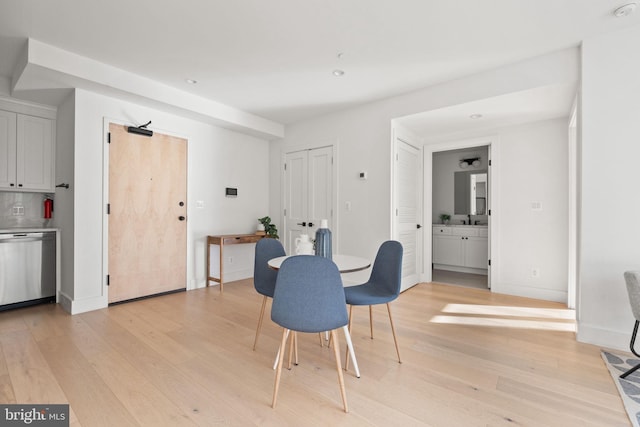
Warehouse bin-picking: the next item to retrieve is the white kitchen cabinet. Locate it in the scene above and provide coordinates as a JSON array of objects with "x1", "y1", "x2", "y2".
[
  {"x1": 432, "y1": 226, "x2": 488, "y2": 273},
  {"x1": 0, "y1": 111, "x2": 54, "y2": 192},
  {"x1": 0, "y1": 110, "x2": 17, "y2": 189}
]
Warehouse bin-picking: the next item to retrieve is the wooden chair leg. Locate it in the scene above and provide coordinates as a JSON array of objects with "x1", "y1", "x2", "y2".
[
  {"x1": 318, "y1": 332, "x2": 324, "y2": 347},
  {"x1": 287, "y1": 331, "x2": 296, "y2": 369},
  {"x1": 253, "y1": 296, "x2": 268, "y2": 350},
  {"x1": 369, "y1": 305, "x2": 374, "y2": 339},
  {"x1": 272, "y1": 328, "x2": 289, "y2": 408},
  {"x1": 330, "y1": 329, "x2": 349, "y2": 413},
  {"x1": 386, "y1": 303, "x2": 401, "y2": 364},
  {"x1": 345, "y1": 305, "x2": 353, "y2": 371}
]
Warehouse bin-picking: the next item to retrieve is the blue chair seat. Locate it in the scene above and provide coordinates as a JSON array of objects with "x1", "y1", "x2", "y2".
[{"x1": 344, "y1": 284, "x2": 399, "y2": 306}]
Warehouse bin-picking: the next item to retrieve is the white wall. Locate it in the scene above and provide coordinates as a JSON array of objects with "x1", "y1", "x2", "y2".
[
  {"x1": 493, "y1": 120, "x2": 568, "y2": 301},
  {"x1": 54, "y1": 91, "x2": 75, "y2": 303},
  {"x1": 579, "y1": 24, "x2": 640, "y2": 350},
  {"x1": 271, "y1": 48, "x2": 578, "y2": 285},
  {"x1": 64, "y1": 89, "x2": 270, "y2": 313},
  {"x1": 425, "y1": 119, "x2": 569, "y2": 302}
]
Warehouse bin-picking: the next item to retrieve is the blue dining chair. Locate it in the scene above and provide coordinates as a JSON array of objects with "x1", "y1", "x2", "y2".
[
  {"x1": 270, "y1": 255, "x2": 349, "y2": 412},
  {"x1": 252, "y1": 238, "x2": 286, "y2": 351},
  {"x1": 344, "y1": 240, "x2": 403, "y2": 367}
]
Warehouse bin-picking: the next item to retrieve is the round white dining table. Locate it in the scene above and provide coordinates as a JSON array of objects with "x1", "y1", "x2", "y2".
[{"x1": 267, "y1": 254, "x2": 371, "y2": 273}]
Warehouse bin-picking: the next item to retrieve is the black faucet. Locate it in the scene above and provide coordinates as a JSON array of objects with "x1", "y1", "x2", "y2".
[{"x1": 467, "y1": 214, "x2": 472, "y2": 225}]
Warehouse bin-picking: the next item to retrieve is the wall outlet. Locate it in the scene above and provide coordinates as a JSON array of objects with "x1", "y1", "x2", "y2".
[
  {"x1": 531, "y1": 267, "x2": 540, "y2": 278},
  {"x1": 12, "y1": 204, "x2": 24, "y2": 216}
]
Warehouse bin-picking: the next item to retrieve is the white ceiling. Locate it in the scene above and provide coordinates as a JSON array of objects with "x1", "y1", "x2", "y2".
[{"x1": 0, "y1": 0, "x2": 638, "y2": 129}]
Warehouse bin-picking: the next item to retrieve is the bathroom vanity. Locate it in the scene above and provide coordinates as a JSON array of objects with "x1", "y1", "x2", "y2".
[{"x1": 432, "y1": 225, "x2": 488, "y2": 274}]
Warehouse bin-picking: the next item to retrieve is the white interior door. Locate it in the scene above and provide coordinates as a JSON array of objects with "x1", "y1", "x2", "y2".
[
  {"x1": 394, "y1": 137, "x2": 422, "y2": 291},
  {"x1": 284, "y1": 146, "x2": 333, "y2": 254},
  {"x1": 284, "y1": 150, "x2": 308, "y2": 252}
]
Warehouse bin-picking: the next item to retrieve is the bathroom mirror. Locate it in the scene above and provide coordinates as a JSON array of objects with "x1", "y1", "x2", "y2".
[{"x1": 454, "y1": 170, "x2": 487, "y2": 215}]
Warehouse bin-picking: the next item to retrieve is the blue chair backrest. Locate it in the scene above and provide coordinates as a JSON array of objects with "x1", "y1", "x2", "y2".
[
  {"x1": 254, "y1": 238, "x2": 286, "y2": 297},
  {"x1": 368, "y1": 240, "x2": 403, "y2": 297},
  {"x1": 271, "y1": 256, "x2": 348, "y2": 333}
]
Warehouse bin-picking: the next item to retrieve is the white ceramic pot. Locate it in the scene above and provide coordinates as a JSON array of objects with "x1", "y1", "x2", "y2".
[{"x1": 295, "y1": 234, "x2": 314, "y2": 255}]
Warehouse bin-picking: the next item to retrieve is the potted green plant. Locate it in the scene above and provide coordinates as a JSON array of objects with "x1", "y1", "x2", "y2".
[
  {"x1": 258, "y1": 216, "x2": 279, "y2": 239},
  {"x1": 439, "y1": 213, "x2": 451, "y2": 225}
]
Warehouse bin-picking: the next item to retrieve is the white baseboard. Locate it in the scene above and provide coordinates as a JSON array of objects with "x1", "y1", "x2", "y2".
[
  {"x1": 577, "y1": 322, "x2": 629, "y2": 352},
  {"x1": 58, "y1": 291, "x2": 108, "y2": 314},
  {"x1": 491, "y1": 282, "x2": 567, "y2": 304},
  {"x1": 195, "y1": 268, "x2": 254, "y2": 290}
]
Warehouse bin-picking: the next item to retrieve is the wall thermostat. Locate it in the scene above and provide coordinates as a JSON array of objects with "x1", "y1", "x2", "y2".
[{"x1": 225, "y1": 187, "x2": 238, "y2": 197}]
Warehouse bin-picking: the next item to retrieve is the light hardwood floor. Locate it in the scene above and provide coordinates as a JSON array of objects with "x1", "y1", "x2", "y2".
[{"x1": 0, "y1": 281, "x2": 630, "y2": 426}]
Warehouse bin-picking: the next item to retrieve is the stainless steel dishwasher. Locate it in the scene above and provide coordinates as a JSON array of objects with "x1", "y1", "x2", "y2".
[{"x1": 0, "y1": 231, "x2": 56, "y2": 311}]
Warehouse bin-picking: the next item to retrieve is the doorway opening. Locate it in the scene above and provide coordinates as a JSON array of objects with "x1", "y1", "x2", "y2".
[{"x1": 431, "y1": 145, "x2": 491, "y2": 290}]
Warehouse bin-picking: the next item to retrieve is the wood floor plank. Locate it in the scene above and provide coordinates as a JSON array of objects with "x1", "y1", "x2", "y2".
[
  {"x1": 79, "y1": 309, "x2": 259, "y2": 426},
  {"x1": 0, "y1": 339, "x2": 16, "y2": 403},
  {"x1": 0, "y1": 280, "x2": 631, "y2": 426}
]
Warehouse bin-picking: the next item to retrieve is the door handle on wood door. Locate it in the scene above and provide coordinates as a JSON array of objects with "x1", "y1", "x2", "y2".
[{"x1": 178, "y1": 216, "x2": 186, "y2": 221}]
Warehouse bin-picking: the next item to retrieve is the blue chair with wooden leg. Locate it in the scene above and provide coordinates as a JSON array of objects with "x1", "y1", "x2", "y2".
[
  {"x1": 270, "y1": 255, "x2": 350, "y2": 412},
  {"x1": 344, "y1": 240, "x2": 403, "y2": 368},
  {"x1": 621, "y1": 271, "x2": 640, "y2": 379},
  {"x1": 252, "y1": 238, "x2": 286, "y2": 351}
]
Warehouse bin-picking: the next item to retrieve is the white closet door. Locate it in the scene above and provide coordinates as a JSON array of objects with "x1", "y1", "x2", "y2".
[
  {"x1": 284, "y1": 146, "x2": 333, "y2": 254},
  {"x1": 307, "y1": 146, "x2": 333, "y2": 237},
  {"x1": 394, "y1": 138, "x2": 422, "y2": 291}
]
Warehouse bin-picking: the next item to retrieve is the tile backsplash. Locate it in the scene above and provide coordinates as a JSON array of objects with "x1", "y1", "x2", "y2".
[{"x1": 0, "y1": 192, "x2": 52, "y2": 228}]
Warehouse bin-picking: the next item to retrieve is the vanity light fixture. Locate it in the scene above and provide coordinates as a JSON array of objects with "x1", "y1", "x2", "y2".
[
  {"x1": 459, "y1": 157, "x2": 481, "y2": 169},
  {"x1": 614, "y1": 2, "x2": 637, "y2": 17}
]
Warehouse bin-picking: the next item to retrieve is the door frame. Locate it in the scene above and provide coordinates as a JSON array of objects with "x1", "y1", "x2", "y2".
[
  {"x1": 102, "y1": 118, "x2": 191, "y2": 302},
  {"x1": 280, "y1": 139, "x2": 339, "y2": 255},
  {"x1": 423, "y1": 135, "x2": 500, "y2": 287}
]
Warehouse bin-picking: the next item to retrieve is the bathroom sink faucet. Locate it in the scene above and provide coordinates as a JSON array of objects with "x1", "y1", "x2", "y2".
[{"x1": 467, "y1": 214, "x2": 472, "y2": 225}]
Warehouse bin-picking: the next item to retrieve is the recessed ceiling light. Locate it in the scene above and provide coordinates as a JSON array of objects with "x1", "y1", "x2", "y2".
[
  {"x1": 614, "y1": 2, "x2": 637, "y2": 17},
  {"x1": 185, "y1": 79, "x2": 197, "y2": 84},
  {"x1": 469, "y1": 114, "x2": 483, "y2": 119},
  {"x1": 333, "y1": 69, "x2": 345, "y2": 77}
]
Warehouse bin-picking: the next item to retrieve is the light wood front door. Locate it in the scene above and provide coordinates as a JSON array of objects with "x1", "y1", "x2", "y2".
[{"x1": 108, "y1": 123, "x2": 187, "y2": 303}]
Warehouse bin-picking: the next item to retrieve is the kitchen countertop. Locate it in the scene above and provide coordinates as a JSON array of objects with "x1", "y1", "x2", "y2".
[
  {"x1": 432, "y1": 224, "x2": 488, "y2": 228},
  {"x1": 0, "y1": 227, "x2": 59, "y2": 233}
]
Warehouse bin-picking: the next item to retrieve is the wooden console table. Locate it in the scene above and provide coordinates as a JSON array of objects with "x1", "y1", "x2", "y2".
[{"x1": 206, "y1": 234, "x2": 265, "y2": 293}]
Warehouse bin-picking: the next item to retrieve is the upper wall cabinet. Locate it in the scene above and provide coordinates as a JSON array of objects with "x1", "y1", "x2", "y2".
[{"x1": 0, "y1": 110, "x2": 55, "y2": 192}]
